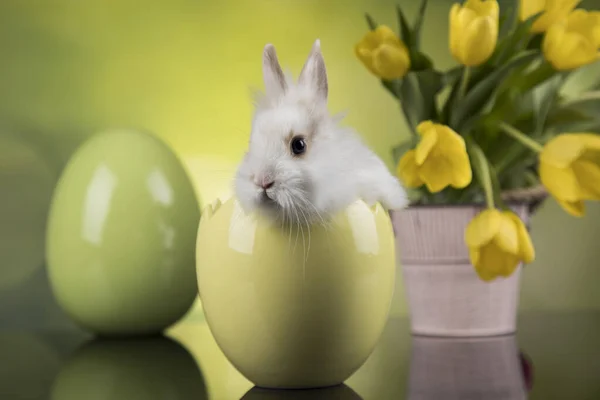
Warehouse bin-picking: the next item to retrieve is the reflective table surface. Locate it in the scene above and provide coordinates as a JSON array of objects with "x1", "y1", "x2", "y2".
[{"x1": 1, "y1": 312, "x2": 599, "y2": 399}]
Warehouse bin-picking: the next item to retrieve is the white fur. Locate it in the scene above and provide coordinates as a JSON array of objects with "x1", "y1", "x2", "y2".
[{"x1": 234, "y1": 39, "x2": 408, "y2": 225}]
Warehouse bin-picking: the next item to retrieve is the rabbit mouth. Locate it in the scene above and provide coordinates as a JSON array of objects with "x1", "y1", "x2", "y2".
[{"x1": 259, "y1": 191, "x2": 280, "y2": 209}]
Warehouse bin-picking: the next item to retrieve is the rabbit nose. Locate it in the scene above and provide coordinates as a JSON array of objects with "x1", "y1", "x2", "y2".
[
  {"x1": 260, "y1": 179, "x2": 275, "y2": 190},
  {"x1": 254, "y1": 176, "x2": 274, "y2": 190},
  {"x1": 261, "y1": 181, "x2": 274, "y2": 189}
]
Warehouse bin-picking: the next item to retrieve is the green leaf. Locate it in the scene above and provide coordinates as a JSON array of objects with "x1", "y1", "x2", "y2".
[
  {"x1": 381, "y1": 79, "x2": 401, "y2": 99},
  {"x1": 400, "y1": 69, "x2": 443, "y2": 132},
  {"x1": 410, "y1": 51, "x2": 434, "y2": 71},
  {"x1": 524, "y1": 170, "x2": 539, "y2": 186},
  {"x1": 513, "y1": 60, "x2": 557, "y2": 93},
  {"x1": 483, "y1": 61, "x2": 559, "y2": 137},
  {"x1": 493, "y1": 131, "x2": 541, "y2": 175},
  {"x1": 412, "y1": 0, "x2": 429, "y2": 49},
  {"x1": 589, "y1": 78, "x2": 600, "y2": 91},
  {"x1": 497, "y1": 0, "x2": 519, "y2": 40},
  {"x1": 395, "y1": 4, "x2": 412, "y2": 46},
  {"x1": 391, "y1": 138, "x2": 415, "y2": 165},
  {"x1": 365, "y1": 13, "x2": 378, "y2": 30},
  {"x1": 488, "y1": 11, "x2": 542, "y2": 67},
  {"x1": 558, "y1": 91, "x2": 600, "y2": 115},
  {"x1": 526, "y1": 34, "x2": 544, "y2": 50},
  {"x1": 443, "y1": 66, "x2": 463, "y2": 86},
  {"x1": 545, "y1": 91, "x2": 600, "y2": 133},
  {"x1": 450, "y1": 50, "x2": 540, "y2": 130},
  {"x1": 440, "y1": 65, "x2": 492, "y2": 125},
  {"x1": 532, "y1": 73, "x2": 565, "y2": 135}
]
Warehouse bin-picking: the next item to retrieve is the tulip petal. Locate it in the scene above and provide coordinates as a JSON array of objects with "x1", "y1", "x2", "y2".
[
  {"x1": 540, "y1": 134, "x2": 585, "y2": 168},
  {"x1": 539, "y1": 161, "x2": 580, "y2": 202},
  {"x1": 418, "y1": 156, "x2": 455, "y2": 192},
  {"x1": 573, "y1": 159, "x2": 600, "y2": 200},
  {"x1": 397, "y1": 150, "x2": 424, "y2": 188},
  {"x1": 530, "y1": 0, "x2": 580, "y2": 33},
  {"x1": 477, "y1": 242, "x2": 519, "y2": 281},
  {"x1": 451, "y1": 7, "x2": 479, "y2": 64},
  {"x1": 475, "y1": 264, "x2": 497, "y2": 282},
  {"x1": 493, "y1": 214, "x2": 519, "y2": 255},
  {"x1": 541, "y1": 134, "x2": 586, "y2": 167},
  {"x1": 436, "y1": 124, "x2": 467, "y2": 152},
  {"x1": 355, "y1": 46, "x2": 377, "y2": 75},
  {"x1": 355, "y1": 25, "x2": 410, "y2": 79},
  {"x1": 469, "y1": 247, "x2": 480, "y2": 267},
  {"x1": 556, "y1": 198, "x2": 586, "y2": 217},
  {"x1": 543, "y1": 24, "x2": 566, "y2": 64},
  {"x1": 415, "y1": 128, "x2": 438, "y2": 165},
  {"x1": 449, "y1": 154, "x2": 473, "y2": 188},
  {"x1": 544, "y1": 10, "x2": 600, "y2": 71},
  {"x1": 519, "y1": 0, "x2": 545, "y2": 23},
  {"x1": 449, "y1": 3, "x2": 463, "y2": 59},
  {"x1": 567, "y1": 9, "x2": 600, "y2": 41},
  {"x1": 459, "y1": 16, "x2": 498, "y2": 66},
  {"x1": 358, "y1": 30, "x2": 381, "y2": 51},
  {"x1": 416, "y1": 120, "x2": 435, "y2": 135},
  {"x1": 375, "y1": 25, "x2": 403, "y2": 46},
  {"x1": 572, "y1": 133, "x2": 600, "y2": 151},
  {"x1": 372, "y1": 43, "x2": 410, "y2": 80},
  {"x1": 465, "y1": 209, "x2": 501, "y2": 247},
  {"x1": 563, "y1": 33, "x2": 598, "y2": 69},
  {"x1": 467, "y1": 0, "x2": 499, "y2": 19},
  {"x1": 505, "y1": 211, "x2": 535, "y2": 264},
  {"x1": 456, "y1": 6, "x2": 478, "y2": 35},
  {"x1": 591, "y1": 12, "x2": 600, "y2": 47},
  {"x1": 499, "y1": 253, "x2": 520, "y2": 277}
]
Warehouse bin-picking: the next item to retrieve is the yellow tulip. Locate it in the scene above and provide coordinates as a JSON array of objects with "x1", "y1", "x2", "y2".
[
  {"x1": 520, "y1": 0, "x2": 580, "y2": 33},
  {"x1": 539, "y1": 133, "x2": 600, "y2": 217},
  {"x1": 465, "y1": 209, "x2": 535, "y2": 281},
  {"x1": 449, "y1": 0, "x2": 500, "y2": 66},
  {"x1": 397, "y1": 121, "x2": 472, "y2": 192},
  {"x1": 355, "y1": 25, "x2": 411, "y2": 80},
  {"x1": 542, "y1": 9, "x2": 600, "y2": 70}
]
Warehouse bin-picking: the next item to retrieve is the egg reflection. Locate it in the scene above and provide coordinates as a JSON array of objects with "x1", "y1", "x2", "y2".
[
  {"x1": 241, "y1": 384, "x2": 363, "y2": 400},
  {"x1": 50, "y1": 336, "x2": 208, "y2": 400},
  {"x1": 0, "y1": 333, "x2": 61, "y2": 399}
]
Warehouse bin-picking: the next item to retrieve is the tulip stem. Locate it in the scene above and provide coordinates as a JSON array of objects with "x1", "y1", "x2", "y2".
[
  {"x1": 468, "y1": 139, "x2": 495, "y2": 209},
  {"x1": 458, "y1": 66, "x2": 471, "y2": 100},
  {"x1": 498, "y1": 122, "x2": 543, "y2": 152}
]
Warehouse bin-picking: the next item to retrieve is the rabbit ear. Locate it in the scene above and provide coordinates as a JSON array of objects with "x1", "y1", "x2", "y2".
[
  {"x1": 298, "y1": 39, "x2": 328, "y2": 101},
  {"x1": 263, "y1": 44, "x2": 287, "y2": 99}
]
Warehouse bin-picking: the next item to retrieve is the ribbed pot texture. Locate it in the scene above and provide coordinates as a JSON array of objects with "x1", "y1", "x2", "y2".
[{"x1": 391, "y1": 204, "x2": 529, "y2": 337}]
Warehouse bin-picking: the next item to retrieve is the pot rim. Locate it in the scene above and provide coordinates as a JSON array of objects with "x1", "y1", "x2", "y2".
[{"x1": 394, "y1": 201, "x2": 532, "y2": 210}]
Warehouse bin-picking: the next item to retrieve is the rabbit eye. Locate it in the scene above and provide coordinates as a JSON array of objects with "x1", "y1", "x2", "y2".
[{"x1": 290, "y1": 136, "x2": 307, "y2": 156}]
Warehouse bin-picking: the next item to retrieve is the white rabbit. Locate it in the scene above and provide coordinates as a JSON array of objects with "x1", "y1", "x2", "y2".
[{"x1": 234, "y1": 39, "x2": 408, "y2": 225}]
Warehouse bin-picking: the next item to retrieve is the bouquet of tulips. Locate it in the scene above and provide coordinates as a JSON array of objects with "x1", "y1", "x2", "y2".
[{"x1": 355, "y1": 0, "x2": 600, "y2": 281}]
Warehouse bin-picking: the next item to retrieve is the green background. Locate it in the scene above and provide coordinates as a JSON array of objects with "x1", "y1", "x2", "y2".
[{"x1": 1, "y1": 0, "x2": 600, "y2": 331}]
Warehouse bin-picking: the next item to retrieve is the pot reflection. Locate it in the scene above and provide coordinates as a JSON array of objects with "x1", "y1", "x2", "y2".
[
  {"x1": 408, "y1": 335, "x2": 528, "y2": 400},
  {"x1": 50, "y1": 335, "x2": 207, "y2": 400},
  {"x1": 241, "y1": 384, "x2": 363, "y2": 399}
]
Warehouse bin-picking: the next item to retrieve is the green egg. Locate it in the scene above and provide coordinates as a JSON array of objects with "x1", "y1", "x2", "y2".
[{"x1": 46, "y1": 129, "x2": 200, "y2": 336}]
